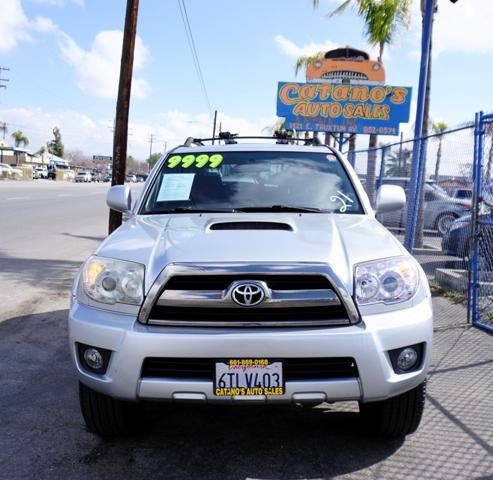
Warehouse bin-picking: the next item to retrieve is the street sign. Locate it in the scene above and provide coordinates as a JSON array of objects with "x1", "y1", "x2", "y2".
[
  {"x1": 93, "y1": 155, "x2": 112, "y2": 161},
  {"x1": 277, "y1": 81, "x2": 412, "y2": 136}
]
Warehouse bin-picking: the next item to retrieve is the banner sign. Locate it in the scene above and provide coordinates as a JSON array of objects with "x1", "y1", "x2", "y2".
[
  {"x1": 93, "y1": 155, "x2": 112, "y2": 161},
  {"x1": 276, "y1": 81, "x2": 412, "y2": 136}
]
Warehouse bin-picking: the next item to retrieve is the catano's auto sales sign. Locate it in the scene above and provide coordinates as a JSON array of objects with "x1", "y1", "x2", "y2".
[{"x1": 277, "y1": 81, "x2": 412, "y2": 136}]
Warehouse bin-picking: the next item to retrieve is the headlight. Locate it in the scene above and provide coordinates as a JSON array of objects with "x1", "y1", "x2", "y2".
[
  {"x1": 354, "y1": 256, "x2": 419, "y2": 305},
  {"x1": 82, "y1": 256, "x2": 144, "y2": 305}
]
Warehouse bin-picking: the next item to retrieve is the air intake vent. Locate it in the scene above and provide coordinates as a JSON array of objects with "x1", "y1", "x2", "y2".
[{"x1": 210, "y1": 221, "x2": 293, "y2": 231}]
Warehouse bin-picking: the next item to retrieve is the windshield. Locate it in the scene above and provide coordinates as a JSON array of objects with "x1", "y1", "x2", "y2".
[{"x1": 142, "y1": 150, "x2": 363, "y2": 214}]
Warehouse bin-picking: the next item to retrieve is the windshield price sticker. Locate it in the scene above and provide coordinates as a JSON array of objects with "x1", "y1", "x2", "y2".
[
  {"x1": 214, "y1": 359, "x2": 284, "y2": 397},
  {"x1": 167, "y1": 154, "x2": 224, "y2": 169}
]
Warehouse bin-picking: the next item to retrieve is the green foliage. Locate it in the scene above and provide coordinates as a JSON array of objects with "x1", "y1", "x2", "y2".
[
  {"x1": 295, "y1": 51, "x2": 325, "y2": 75},
  {"x1": 11, "y1": 130, "x2": 29, "y2": 148},
  {"x1": 432, "y1": 120, "x2": 448, "y2": 136},
  {"x1": 149, "y1": 152, "x2": 162, "y2": 167},
  {"x1": 385, "y1": 147, "x2": 412, "y2": 177},
  {"x1": 325, "y1": 0, "x2": 411, "y2": 61},
  {"x1": 50, "y1": 126, "x2": 64, "y2": 158}
]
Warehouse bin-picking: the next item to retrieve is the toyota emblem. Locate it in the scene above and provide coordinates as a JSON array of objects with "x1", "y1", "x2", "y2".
[{"x1": 231, "y1": 282, "x2": 265, "y2": 307}]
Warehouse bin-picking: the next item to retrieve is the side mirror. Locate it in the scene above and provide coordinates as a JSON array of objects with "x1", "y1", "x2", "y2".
[
  {"x1": 376, "y1": 184, "x2": 406, "y2": 214},
  {"x1": 106, "y1": 185, "x2": 132, "y2": 213}
]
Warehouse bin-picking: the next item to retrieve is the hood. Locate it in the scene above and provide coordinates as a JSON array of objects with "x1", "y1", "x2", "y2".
[{"x1": 95, "y1": 213, "x2": 406, "y2": 293}]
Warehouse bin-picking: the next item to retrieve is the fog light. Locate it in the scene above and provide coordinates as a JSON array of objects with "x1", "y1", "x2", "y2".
[
  {"x1": 397, "y1": 348, "x2": 418, "y2": 371},
  {"x1": 77, "y1": 343, "x2": 111, "y2": 374},
  {"x1": 83, "y1": 348, "x2": 104, "y2": 370}
]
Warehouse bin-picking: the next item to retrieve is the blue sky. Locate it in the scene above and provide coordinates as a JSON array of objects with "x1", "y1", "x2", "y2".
[{"x1": 0, "y1": 0, "x2": 492, "y2": 160}]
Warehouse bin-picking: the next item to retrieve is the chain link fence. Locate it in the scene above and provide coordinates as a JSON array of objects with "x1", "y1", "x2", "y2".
[
  {"x1": 348, "y1": 124, "x2": 477, "y2": 324},
  {"x1": 470, "y1": 113, "x2": 493, "y2": 332}
]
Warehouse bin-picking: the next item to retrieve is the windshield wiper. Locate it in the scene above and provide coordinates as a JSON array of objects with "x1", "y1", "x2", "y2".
[
  {"x1": 236, "y1": 205, "x2": 325, "y2": 213},
  {"x1": 147, "y1": 207, "x2": 238, "y2": 214}
]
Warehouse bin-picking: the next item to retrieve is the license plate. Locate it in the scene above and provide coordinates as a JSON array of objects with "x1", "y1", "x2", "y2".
[{"x1": 214, "y1": 359, "x2": 284, "y2": 397}]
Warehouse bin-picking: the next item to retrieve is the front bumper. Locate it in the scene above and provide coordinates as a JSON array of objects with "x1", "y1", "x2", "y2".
[{"x1": 69, "y1": 298, "x2": 433, "y2": 404}]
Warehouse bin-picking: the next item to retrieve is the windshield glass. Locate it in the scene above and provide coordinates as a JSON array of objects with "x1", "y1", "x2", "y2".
[{"x1": 142, "y1": 150, "x2": 363, "y2": 214}]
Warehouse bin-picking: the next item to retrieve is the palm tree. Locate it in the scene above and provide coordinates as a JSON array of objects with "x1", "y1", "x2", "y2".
[
  {"x1": 315, "y1": 0, "x2": 411, "y2": 205},
  {"x1": 386, "y1": 147, "x2": 412, "y2": 177},
  {"x1": 306, "y1": 1, "x2": 412, "y2": 202},
  {"x1": 431, "y1": 120, "x2": 447, "y2": 180},
  {"x1": 11, "y1": 130, "x2": 29, "y2": 165}
]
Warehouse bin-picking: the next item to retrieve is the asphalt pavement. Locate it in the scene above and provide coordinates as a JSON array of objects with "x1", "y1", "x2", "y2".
[
  {"x1": 0, "y1": 180, "x2": 141, "y2": 322},
  {"x1": 0, "y1": 180, "x2": 491, "y2": 480}
]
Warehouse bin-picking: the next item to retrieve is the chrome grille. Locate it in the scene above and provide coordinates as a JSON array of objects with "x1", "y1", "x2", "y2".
[
  {"x1": 140, "y1": 263, "x2": 359, "y2": 328},
  {"x1": 321, "y1": 71, "x2": 368, "y2": 81}
]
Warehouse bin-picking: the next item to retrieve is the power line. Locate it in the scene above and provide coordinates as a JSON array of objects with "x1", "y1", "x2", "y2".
[
  {"x1": 0, "y1": 67, "x2": 9, "y2": 90},
  {"x1": 177, "y1": 0, "x2": 213, "y2": 117}
]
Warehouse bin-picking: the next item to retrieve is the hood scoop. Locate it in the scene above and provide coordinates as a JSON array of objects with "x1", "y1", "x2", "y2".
[{"x1": 209, "y1": 221, "x2": 293, "y2": 231}]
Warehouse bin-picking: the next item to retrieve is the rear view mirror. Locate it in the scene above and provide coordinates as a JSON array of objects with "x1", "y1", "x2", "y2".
[
  {"x1": 376, "y1": 184, "x2": 406, "y2": 214},
  {"x1": 106, "y1": 185, "x2": 132, "y2": 213}
]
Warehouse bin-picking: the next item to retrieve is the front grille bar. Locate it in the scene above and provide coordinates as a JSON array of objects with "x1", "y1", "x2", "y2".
[
  {"x1": 156, "y1": 287, "x2": 341, "y2": 309},
  {"x1": 138, "y1": 263, "x2": 361, "y2": 327}
]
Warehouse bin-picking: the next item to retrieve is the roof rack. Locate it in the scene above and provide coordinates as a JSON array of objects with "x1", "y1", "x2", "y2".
[{"x1": 182, "y1": 131, "x2": 327, "y2": 147}]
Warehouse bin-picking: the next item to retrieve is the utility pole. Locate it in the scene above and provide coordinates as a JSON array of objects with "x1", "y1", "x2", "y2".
[
  {"x1": 404, "y1": 0, "x2": 434, "y2": 251},
  {"x1": 148, "y1": 133, "x2": 154, "y2": 172},
  {"x1": 212, "y1": 110, "x2": 217, "y2": 144},
  {"x1": 109, "y1": 0, "x2": 140, "y2": 234}
]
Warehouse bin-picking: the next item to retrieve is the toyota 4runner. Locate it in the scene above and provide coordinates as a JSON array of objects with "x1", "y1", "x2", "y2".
[{"x1": 69, "y1": 137, "x2": 433, "y2": 437}]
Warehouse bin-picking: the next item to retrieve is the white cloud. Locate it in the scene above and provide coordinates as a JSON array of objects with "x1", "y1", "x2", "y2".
[
  {"x1": 0, "y1": 0, "x2": 59, "y2": 53},
  {"x1": 0, "y1": 0, "x2": 33, "y2": 53},
  {"x1": 32, "y1": 16, "x2": 58, "y2": 33},
  {"x1": 433, "y1": 0, "x2": 493, "y2": 56},
  {"x1": 57, "y1": 30, "x2": 151, "y2": 99},
  {"x1": 408, "y1": 0, "x2": 493, "y2": 59},
  {"x1": 274, "y1": 34, "x2": 338, "y2": 58},
  {"x1": 0, "y1": 107, "x2": 273, "y2": 160}
]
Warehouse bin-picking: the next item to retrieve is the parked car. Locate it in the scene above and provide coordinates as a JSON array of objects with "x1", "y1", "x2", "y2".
[
  {"x1": 377, "y1": 177, "x2": 471, "y2": 235},
  {"x1": 103, "y1": 175, "x2": 112, "y2": 183},
  {"x1": 91, "y1": 171, "x2": 103, "y2": 182},
  {"x1": 449, "y1": 188, "x2": 473, "y2": 200},
  {"x1": 47, "y1": 159, "x2": 70, "y2": 180},
  {"x1": 75, "y1": 171, "x2": 92, "y2": 183},
  {"x1": 70, "y1": 138, "x2": 432, "y2": 438},
  {"x1": 33, "y1": 167, "x2": 48, "y2": 179},
  {"x1": 0, "y1": 163, "x2": 22, "y2": 178},
  {"x1": 125, "y1": 174, "x2": 137, "y2": 183},
  {"x1": 442, "y1": 212, "x2": 493, "y2": 268},
  {"x1": 0, "y1": 164, "x2": 14, "y2": 177}
]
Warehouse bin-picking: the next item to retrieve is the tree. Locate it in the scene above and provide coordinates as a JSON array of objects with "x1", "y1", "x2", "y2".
[
  {"x1": 11, "y1": 130, "x2": 29, "y2": 165},
  {"x1": 431, "y1": 120, "x2": 447, "y2": 180},
  {"x1": 314, "y1": 0, "x2": 411, "y2": 205},
  {"x1": 50, "y1": 126, "x2": 64, "y2": 158},
  {"x1": 386, "y1": 147, "x2": 412, "y2": 177},
  {"x1": 149, "y1": 152, "x2": 162, "y2": 167}
]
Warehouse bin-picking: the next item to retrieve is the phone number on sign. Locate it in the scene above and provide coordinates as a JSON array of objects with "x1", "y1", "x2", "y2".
[{"x1": 362, "y1": 126, "x2": 397, "y2": 135}]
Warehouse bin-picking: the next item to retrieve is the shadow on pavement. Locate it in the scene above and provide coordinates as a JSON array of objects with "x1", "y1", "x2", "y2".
[
  {"x1": 0, "y1": 309, "x2": 403, "y2": 480},
  {"x1": 61, "y1": 232, "x2": 106, "y2": 243},
  {"x1": 0, "y1": 252, "x2": 82, "y2": 290}
]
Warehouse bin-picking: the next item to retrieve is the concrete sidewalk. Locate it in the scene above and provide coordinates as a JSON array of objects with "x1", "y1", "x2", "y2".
[
  {"x1": 0, "y1": 296, "x2": 491, "y2": 480},
  {"x1": 356, "y1": 296, "x2": 493, "y2": 480}
]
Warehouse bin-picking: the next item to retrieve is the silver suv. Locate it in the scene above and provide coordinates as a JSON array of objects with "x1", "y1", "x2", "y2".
[{"x1": 69, "y1": 138, "x2": 433, "y2": 437}]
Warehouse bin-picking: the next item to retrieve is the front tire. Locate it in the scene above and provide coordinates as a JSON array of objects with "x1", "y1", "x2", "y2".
[
  {"x1": 436, "y1": 213, "x2": 457, "y2": 236},
  {"x1": 359, "y1": 381, "x2": 426, "y2": 438},
  {"x1": 79, "y1": 382, "x2": 146, "y2": 436}
]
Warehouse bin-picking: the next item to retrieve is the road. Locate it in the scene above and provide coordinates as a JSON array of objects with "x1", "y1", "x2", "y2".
[
  {"x1": 0, "y1": 181, "x2": 491, "y2": 480},
  {"x1": 0, "y1": 180, "x2": 141, "y2": 322}
]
